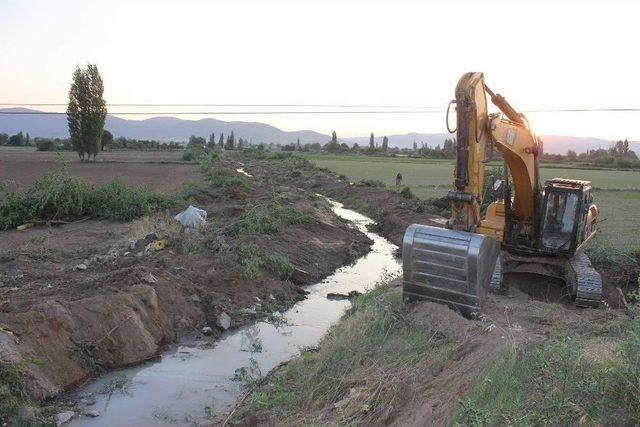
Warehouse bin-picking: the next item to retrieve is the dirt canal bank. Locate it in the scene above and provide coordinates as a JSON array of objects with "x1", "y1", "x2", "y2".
[
  {"x1": 64, "y1": 198, "x2": 400, "y2": 426},
  {"x1": 0, "y1": 153, "x2": 382, "y2": 423}
]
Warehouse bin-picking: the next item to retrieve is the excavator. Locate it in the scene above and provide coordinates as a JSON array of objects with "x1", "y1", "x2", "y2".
[{"x1": 403, "y1": 72, "x2": 602, "y2": 317}]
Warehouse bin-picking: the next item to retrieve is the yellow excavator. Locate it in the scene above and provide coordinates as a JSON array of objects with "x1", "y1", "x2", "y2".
[{"x1": 403, "y1": 72, "x2": 602, "y2": 317}]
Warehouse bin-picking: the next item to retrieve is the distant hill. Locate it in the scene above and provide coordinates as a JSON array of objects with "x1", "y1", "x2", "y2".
[
  {"x1": 0, "y1": 108, "x2": 328, "y2": 145},
  {"x1": 0, "y1": 108, "x2": 636, "y2": 154}
]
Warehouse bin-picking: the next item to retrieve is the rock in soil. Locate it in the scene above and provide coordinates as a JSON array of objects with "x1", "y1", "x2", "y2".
[
  {"x1": 73, "y1": 263, "x2": 87, "y2": 271},
  {"x1": 82, "y1": 410, "x2": 100, "y2": 417},
  {"x1": 217, "y1": 312, "x2": 232, "y2": 330},
  {"x1": 54, "y1": 411, "x2": 75, "y2": 426},
  {"x1": 201, "y1": 326, "x2": 213, "y2": 335}
]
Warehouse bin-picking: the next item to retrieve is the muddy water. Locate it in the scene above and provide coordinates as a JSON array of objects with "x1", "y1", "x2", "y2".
[{"x1": 70, "y1": 198, "x2": 401, "y2": 426}]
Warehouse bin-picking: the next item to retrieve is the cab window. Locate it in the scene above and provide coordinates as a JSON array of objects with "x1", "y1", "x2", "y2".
[{"x1": 541, "y1": 191, "x2": 579, "y2": 251}]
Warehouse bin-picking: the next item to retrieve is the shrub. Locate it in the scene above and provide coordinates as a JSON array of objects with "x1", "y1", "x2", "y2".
[
  {"x1": 0, "y1": 168, "x2": 182, "y2": 230},
  {"x1": 400, "y1": 186, "x2": 414, "y2": 199},
  {"x1": 182, "y1": 150, "x2": 197, "y2": 161},
  {"x1": 35, "y1": 139, "x2": 56, "y2": 151}
]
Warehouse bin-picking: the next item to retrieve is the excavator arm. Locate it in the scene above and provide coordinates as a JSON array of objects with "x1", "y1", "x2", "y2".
[{"x1": 448, "y1": 72, "x2": 541, "y2": 242}]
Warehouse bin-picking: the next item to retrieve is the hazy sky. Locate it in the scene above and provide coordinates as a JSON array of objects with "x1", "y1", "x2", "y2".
[{"x1": 1, "y1": 0, "x2": 639, "y2": 139}]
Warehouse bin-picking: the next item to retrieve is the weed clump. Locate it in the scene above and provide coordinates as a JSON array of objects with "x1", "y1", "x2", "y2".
[
  {"x1": 219, "y1": 243, "x2": 294, "y2": 280},
  {"x1": 207, "y1": 170, "x2": 250, "y2": 197},
  {"x1": 0, "y1": 168, "x2": 181, "y2": 230},
  {"x1": 228, "y1": 204, "x2": 311, "y2": 236},
  {"x1": 0, "y1": 358, "x2": 50, "y2": 425}
]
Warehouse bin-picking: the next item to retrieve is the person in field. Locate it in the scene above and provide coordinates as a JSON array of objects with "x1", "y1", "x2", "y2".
[{"x1": 396, "y1": 172, "x2": 403, "y2": 186}]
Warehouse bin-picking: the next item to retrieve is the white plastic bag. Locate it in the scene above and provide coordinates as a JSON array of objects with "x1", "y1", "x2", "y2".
[{"x1": 174, "y1": 205, "x2": 207, "y2": 231}]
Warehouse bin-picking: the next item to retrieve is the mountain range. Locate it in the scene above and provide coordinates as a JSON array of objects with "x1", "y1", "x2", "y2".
[{"x1": 0, "y1": 108, "x2": 636, "y2": 154}]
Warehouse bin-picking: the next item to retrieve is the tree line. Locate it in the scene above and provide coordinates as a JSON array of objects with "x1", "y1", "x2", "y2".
[{"x1": 541, "y1": 139, "x2": 639, "y2": 169}]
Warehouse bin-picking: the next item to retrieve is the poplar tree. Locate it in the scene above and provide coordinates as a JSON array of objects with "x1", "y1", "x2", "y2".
[{"x1": 67, "y1": 64, "x2": 107, "y2": 160}]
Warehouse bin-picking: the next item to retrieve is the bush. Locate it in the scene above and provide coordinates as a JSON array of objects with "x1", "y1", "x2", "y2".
[
  {"x1": 400, "y1": 186, "x2": 414, "y2": 199},
  {"x1": 182, "y1": 150, "x2": 197, "y2": 161},
  {"x1": 35, "y1": 139, "x2": 56, "y2": 151},
  {"x1": 0, "y1": 168, "x2": 182, "y2": 230}
]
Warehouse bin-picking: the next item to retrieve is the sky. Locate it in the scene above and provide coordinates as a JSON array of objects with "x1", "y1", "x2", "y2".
[{"x1": 1, "y1": 0, "x2": 639, "y2": 140}]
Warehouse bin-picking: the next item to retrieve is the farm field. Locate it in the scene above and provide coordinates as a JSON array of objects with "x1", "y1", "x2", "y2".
[
  {"x1": 0, "y1": 146, "x2": 185, "y2": 163},
  {"x1": 0, "y1": 147, "x2": 196, "y2": 191},
  {"x1": 300, "y1": 153, "x2": 640, "y2": 250}
]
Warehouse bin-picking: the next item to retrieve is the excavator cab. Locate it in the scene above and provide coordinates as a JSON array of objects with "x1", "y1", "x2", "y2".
[{"x1": 539, "y1": 179, "x2": 596, "y2": 256}]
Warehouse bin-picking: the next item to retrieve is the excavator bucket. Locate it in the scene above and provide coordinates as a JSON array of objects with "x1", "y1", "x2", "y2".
[{"x1": 402, "y1": 224, "x2": 500, "y2": 318}]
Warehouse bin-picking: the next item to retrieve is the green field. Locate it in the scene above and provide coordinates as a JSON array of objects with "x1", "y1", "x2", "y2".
[{"x1": 300, "y1": 153, "x2": 640, "y2": 250}]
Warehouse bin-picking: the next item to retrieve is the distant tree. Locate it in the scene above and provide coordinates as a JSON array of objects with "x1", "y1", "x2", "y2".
[
  {"x1": 0, "y1": 133, "x2": 8, "y2": 146},
  {"x1": 238, "y1": 137, "x2": 245, "y2": 150},
  {"x1": 352, "y1": 143, "x2": 360, "y2": 151},
  {"x1": 101, "y1": 129, "x2": 113, "y2": 151},
  {"x1": 25, "y1": 132, "x2": 30, "y2": 145},
  {"x1": 225, "y1": 131, "x2": 235, "y2": 150},
  {"x1": 369, "y1": 132, "x2": 375, "y2": 150},
  {"x1": 382, "y1": 136, "x2": 389, "y2": 151},
  {"x1": 8, "y1": 131, "x2": 25, "y2": 146},
  {"x1": 413, "y1": 141, "x2": 418, "y2": 152},
  {"x1": 208, "y1": 132, "x2": 216, "y2": 149},
  {"x1": 67, "y1": 63, "x2": 107, "y2": 160},
  {"x1": 218, "y1": 133, "x2": 224, "y2": 149},
  {"x1": 296, "y1": 138, "x2": 301, "y2": 150},
  {"x1": 310, "y1": 142, "x2": 322, "y2": 151},
  {"x1": 188, "y1": 135, "x2": 206, "y2": 147},
  {"x1": 442, "y1": 138, "x2": 455, "y2": 158},
  {"x1": 325, "y1": 131, "x2": 342, "y2": 152},
  {"x1": 566, "y1": 149, "x2": 577, "y2": 161}
]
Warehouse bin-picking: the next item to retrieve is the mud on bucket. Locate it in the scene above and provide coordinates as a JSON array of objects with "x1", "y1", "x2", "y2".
[{"x1": 402, "y1": 224, "x2": 500, "y2": 319}]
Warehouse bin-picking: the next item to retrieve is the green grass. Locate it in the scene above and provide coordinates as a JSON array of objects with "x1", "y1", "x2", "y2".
[
  {"x1": 207, "y1": 169, "x2": 250, "y2": 197},
  {"x1": 219, "y1": 243, "x2": 294, "y2": 280},
  {"x1": 300, "y1": 152, "x2": 640, "y2": 250},
  {"x1": 228, "y1": 203, "x2": 311, "y2": 236},
  {"x1": 0, "y1": 167, "x2": 182, "y2": 230},
  {"x1": 453, "y1": 314, "x2": 640, "y2": 426},
  {"x1": 0, "y1": 358, "x2": 51, "y2": 425},
  {"x1": 242, "y1": 283, "x2": 450, "y2": 424}
]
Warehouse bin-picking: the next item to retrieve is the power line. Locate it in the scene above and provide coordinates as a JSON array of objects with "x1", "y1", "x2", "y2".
[
  {"x1": 1, "y1": 108, "x2": 640, "y2": 116},
  {"x1": 0, "y1": 102, "x2": 442, "y2": 109},
  {"x1": 0, "y1": 110, "x2": 445, "y2": 115}
]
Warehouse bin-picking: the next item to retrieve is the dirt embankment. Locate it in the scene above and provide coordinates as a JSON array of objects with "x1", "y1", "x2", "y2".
[
  {"x1": 0, "y1": 155, "x2": 372, "y2": 404},
  {"x1": 233, "y1": 279, "x2": 619, "y2": 427},
  {"x1": 236, "y1": 155, "x2": 446, "y2": 247}
]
